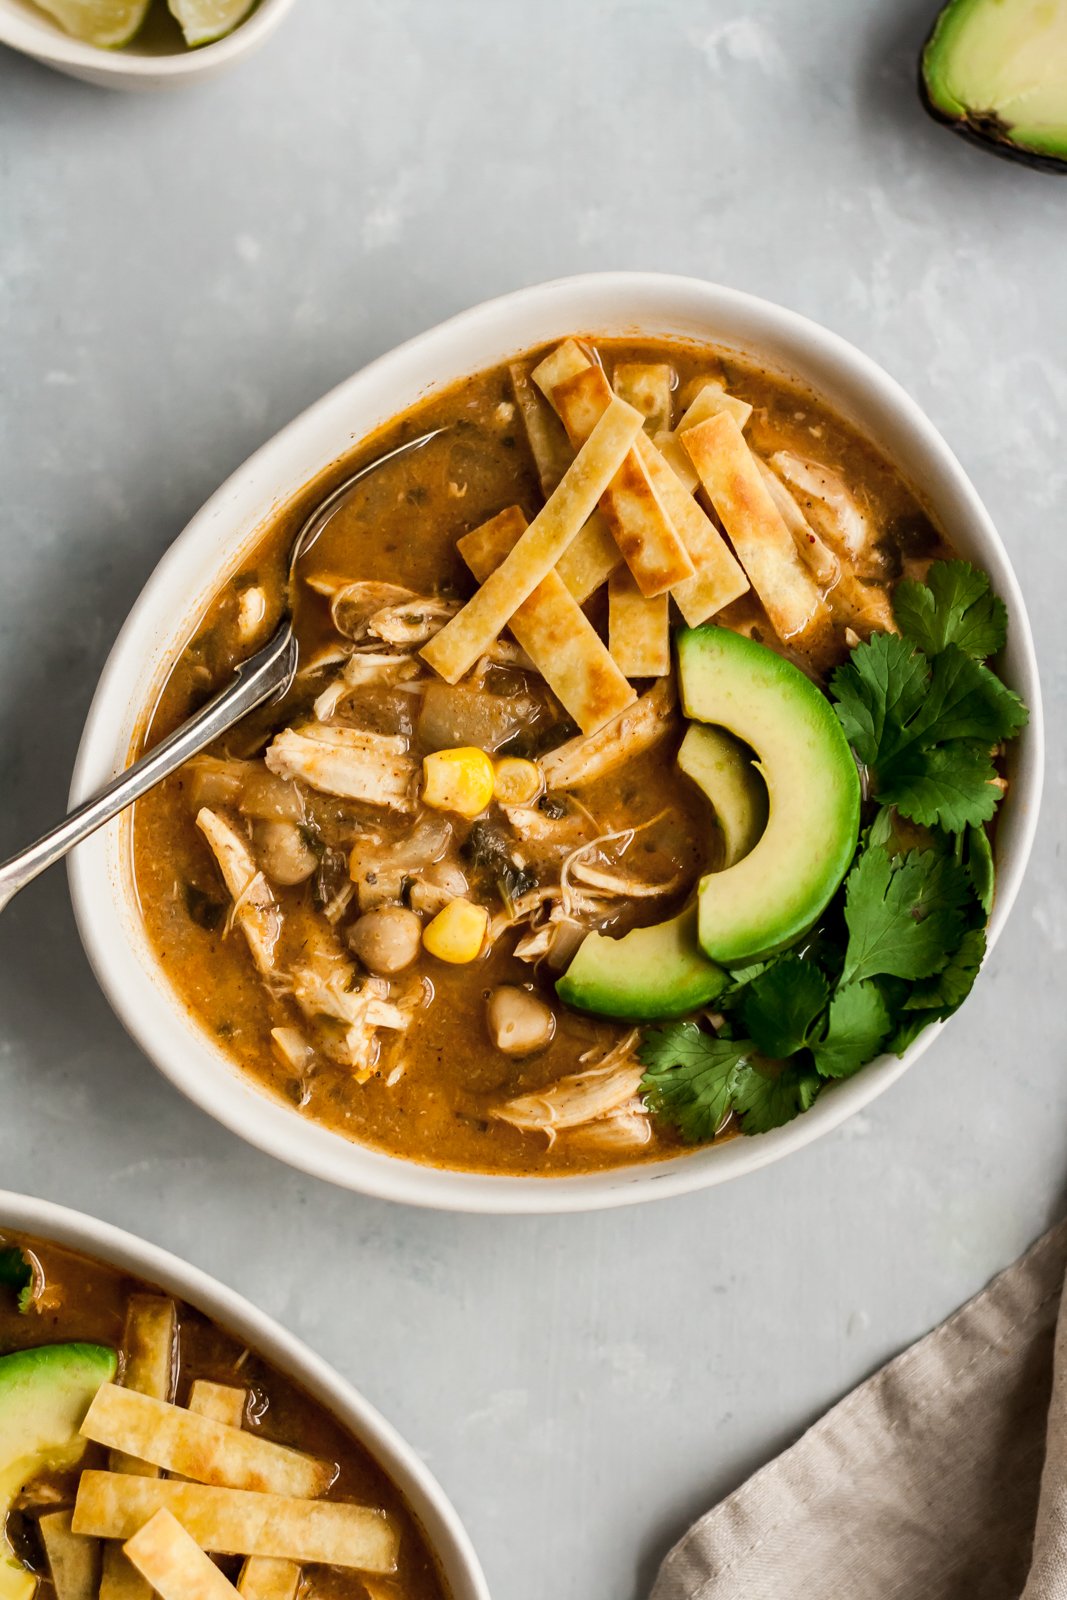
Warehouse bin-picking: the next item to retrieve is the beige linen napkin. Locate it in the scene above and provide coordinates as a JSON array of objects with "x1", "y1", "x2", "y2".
[{"x1": 653, "y1": 1222, "x2": 1067, "y2": 1600}]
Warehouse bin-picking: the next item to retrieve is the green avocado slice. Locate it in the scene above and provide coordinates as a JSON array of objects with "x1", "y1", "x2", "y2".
[
  {"x1": 922, "y1": 0, "x2": 1067, "y2": 171},
  {"x1": 556, "y1": 906, "x2": 727, "y2": 1021},
  {"x1": 0, "y1": 1344, "x2": 118, "y2": 1600},
  {"x1": 677, "y1": 724, "x2": 768, "y2": 869},
  {"x1": 677, "y1": 626, "x2": 860, "y2": 966}
]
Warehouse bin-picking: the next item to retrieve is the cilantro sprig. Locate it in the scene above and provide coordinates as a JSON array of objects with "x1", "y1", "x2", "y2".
[
  {"x1": 0, "y1": 1246, "x2": 35, "y2": 1314},
  {"x1": 639, "y1": 561, "x2": 1025, "y2": 1144}
]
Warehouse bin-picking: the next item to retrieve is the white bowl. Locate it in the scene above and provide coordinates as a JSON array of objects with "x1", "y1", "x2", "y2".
[
  {"x1": 0, "y1": 1187, "x2": 490, "y2": 1600},
  {"x1": 68, "y1": 272, "x2": 1044, "y2": 1213},
  {"x1": 0, "y1": 0, "x2": 297, "y2": 89}
]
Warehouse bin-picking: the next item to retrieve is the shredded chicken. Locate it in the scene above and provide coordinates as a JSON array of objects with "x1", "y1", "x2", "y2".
[
  {"x1": 367, "y1": 597, "x2": 461, "y2": 646},
  {"x1": 195, "y1": 808, "x2": 282, "y2": 974},
  {"x1": 512, "y1": 907, "x2": 586, "y2": 969},
  {"x1": 313, "y1": 652, "x2": 423, "y2": 720},
  {"x1": 756, "y1": 459, "x2": 840, "y2": 588},
  {"x1": 348, "y1": 815, "x2": 453, "y2": 911},
  {"x1": 236, "y1": 585, "x2": 268, "y2": 643},
  {"x1": 567, "y1": 1103, "x2": 653, "y2": 1152},
  {"x1": 491, "y1": 1031, "x2": 643, "y2": 1142},
  {"x1": 540, "y1": 678, "x2": 677, "y2": 791},
  {"x1": 286, "y1": 924, "x2": 409, "y2": 1081},
  {"x1": 560, "y1": 813, "x2": 679, "y2": 919},
  {"x1": 265, "y1": 725, "x2": 417, "y2": 810},
  {"x1": 771, "y1": 452, "x2": 880, "y2": 577}
]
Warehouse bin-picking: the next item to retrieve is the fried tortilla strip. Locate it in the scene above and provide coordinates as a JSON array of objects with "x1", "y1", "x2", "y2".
[
  {"x1": 237, "y1": 1562, "x2": 300, "y2": 1600},
  {"x1": 555, "y1": 513, "x2": 622, "y2": 603},
  {"x1": 540, "y1": 678, "x2": 677, "y2": 791},
  {"x1": 187, "y1": 1382, "x2": 247, "y2": 1429},
  {"x1": 459, "y1": 508, "x2": 634, "y2": 734},
  {"x1": 534, "y1": 350, "x2": 693, "y2": 597},
  {"x1": 634, "y1": 431, "x2": 749, "y2": 624},
  {"x1": 678, "y1": 380, "x2": 753, "y2": 433},
  {"x1": 651, "y1": 430, "x2": 700, "y2": 494},
  {"x1": 39, "y1": 1511, "x2": 99, "y2": 1600},
  {"x1": 124, "y1": 1511, "x2": 239, "y2": 1600},
  {"x1": 100, "y1": 1295, "x2": 179, "y2": 1600},
  {"x1": 73, "y1": 1475, "x2": 399, "y2": 1575},
  {"x1": 184, "y1": 1390, "x2": 301, "y2": 1600},
  {"x1": 607, "y1": 569, "x2": 670, "y2": 678},
  {"x1": 682, "y1": 413, "x2": 834, "y2": 656},
  {"x1": 195, "y1": 809, "x2": 282, "y2": 975},
  {"x1": 422, "y1": 397, "x2": 642, "y2": 683},
  {"x1": 510, "y1": 356, "x2": 623, "y2": 599},
  {"x1": 81, "y1": 1385, "x2": 333, "y2": 1499},
  {"x1": 509, "y1": 361, "x2": 573, "y2": 496},
  {"x1": 612, "y1": 362, "x2": 673, "y2": 434}
]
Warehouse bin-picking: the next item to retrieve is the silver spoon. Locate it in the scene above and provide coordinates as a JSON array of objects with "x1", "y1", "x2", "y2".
[{"x1": 0, "y1": 428, "x2": 443, "y2": 913}]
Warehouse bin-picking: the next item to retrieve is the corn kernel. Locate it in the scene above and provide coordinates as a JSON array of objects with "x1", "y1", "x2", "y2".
[
  {"x1": 492, "y1": 757, "x2": 543, "y2": 807},
  {"x1": 422, "y1": 897, "x2": 489, "y2": 964},
  {"x1": 422, "y1": 747, "x2": 495, "y2": 818}
]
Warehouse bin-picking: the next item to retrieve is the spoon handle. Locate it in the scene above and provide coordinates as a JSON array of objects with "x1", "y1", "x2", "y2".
[{"x1": 0, "y1": 626, "x2": 298, "y2": 913}]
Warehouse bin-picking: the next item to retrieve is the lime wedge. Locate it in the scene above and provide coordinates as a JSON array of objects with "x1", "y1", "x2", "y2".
[
  {"x1": 166, "y1": 0, "x2": 256, "y2": 46},
  {"x1": 30, "y1": 0, "x2": 152, "y2": 47}
]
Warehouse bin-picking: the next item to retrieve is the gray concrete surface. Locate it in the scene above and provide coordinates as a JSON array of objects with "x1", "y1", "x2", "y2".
[{"x1": 1, "y1": 4, "x2": 1065, "y2": 1597}]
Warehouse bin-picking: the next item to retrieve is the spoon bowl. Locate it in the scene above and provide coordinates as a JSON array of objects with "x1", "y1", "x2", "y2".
[{"x1": 0, "y1": 429, "x2": 440, "y2": 913}]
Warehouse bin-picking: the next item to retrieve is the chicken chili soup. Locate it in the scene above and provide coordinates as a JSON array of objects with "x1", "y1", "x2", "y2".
[
  {"x1": 133, "y1": 336, "x2": 1027, "y2": 1175},
  {"x1": 0, "y1": 1233, "x2": 445, "y2": 1600}
]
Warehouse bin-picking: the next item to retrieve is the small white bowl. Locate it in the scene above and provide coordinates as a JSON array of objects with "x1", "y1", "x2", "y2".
[
  {"x1": 0, "y1": 0, "x2": 297, "y2": 89},
  {"x1": 69, "y1": 272, "x2": 1044, "y2": 1213},
  {"x1": 0, "y1": 1187, "x2": 490, "y2": 1600}
]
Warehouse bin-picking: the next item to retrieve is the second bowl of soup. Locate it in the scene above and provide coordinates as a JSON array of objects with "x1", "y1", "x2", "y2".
[{"x1": 69, "y1": 274, "x2": 1042, "y2": 1211}]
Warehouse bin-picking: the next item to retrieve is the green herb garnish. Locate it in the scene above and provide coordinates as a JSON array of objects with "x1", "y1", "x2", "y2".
[
  {"x1": 639, "y1": 561, "x2": 1024, "y2": 1142},
  {"x1": 0, "y1": 1246, "x2": 34, "y2": 1314}
]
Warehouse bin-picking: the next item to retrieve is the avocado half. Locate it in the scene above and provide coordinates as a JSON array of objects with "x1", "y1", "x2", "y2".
[
  {"x1": 678, "y1": 627, "x2": 861, "y2": 966},
  {"x1": 921, "y1": 0, "x2": 1067, "y2": 173},
  {"x1": 0, "y1": 1343, "x2": 117, "y2": 1600}
]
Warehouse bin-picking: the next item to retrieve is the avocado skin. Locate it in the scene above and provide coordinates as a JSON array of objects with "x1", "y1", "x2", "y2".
[{"x1": 919, "y1": 2, "x2": 1067, "y2": 174}]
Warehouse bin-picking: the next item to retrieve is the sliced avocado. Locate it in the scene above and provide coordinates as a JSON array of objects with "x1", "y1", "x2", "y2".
[
  {"x1": 556, "y1": 906, "x2": 727, "y2": 1021},
  {"x1": 922, "y1": 0, "x2": 1067, "y2": 172},
  {"x1": 677, "y1": 626, "x2": 860, "y2": 965},
  {"x1": 0, "y1": 1344, "x2": 117, "y2": 1600},
  {"x1": 677, "y1": 724, "x2": 768, "y2": 869}
]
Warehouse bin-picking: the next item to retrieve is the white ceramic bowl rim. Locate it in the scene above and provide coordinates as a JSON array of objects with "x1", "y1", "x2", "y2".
[
  {"x1": 0, "y1": 0, "x2": 296, "y2": 81},
  {"x1": 0, "y1": 1188, "x2": 489, "y2": 1600},
  {"x1": 68, "y1": 271, "x2": 1044, "y2": 1214}
]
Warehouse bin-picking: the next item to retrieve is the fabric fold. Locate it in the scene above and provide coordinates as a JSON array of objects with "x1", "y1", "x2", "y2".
[{"x1": 653, "y1": 1222, "x2": 1067, "y2": 1600}]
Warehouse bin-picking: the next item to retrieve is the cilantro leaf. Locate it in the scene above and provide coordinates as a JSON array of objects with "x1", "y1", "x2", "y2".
[
  {"x1": 903, "y1": 925, "x2": 986, "y2": 1015},
  {"x1": 877, "y1": 740, "x2": 1001, "y2": 831},
  {"x1": 840, "y1": 844, "x2": 971, "y2": 985},
  {"x1": 740, "y1": 957, "x2": 829, "y2": 1057},
  {"x1": 0, "y1": 1247, "x2": 33, "y2": 1314},
  {"x1": 830, "y1": 633, "x2": 927, "y2": 767},
  {"x1": 813, "y1": 981, "x2": 892, "y2": 1078},
  {"x1": 894, "y1": 560, "x2": 1007, "y2": 660},
  {"x1": 831, "y1": 634, "x2": 1025, "y2": 832},
  {"x1": 888, "y1": 1009, "x2": 942, "y2": 1056},
  {"x1": 965, "y1": 824, "x2": 995, "y2": 916},
  {"x1": 731, "y1": 1060, "x2": 822, "y2": 1134},
  {"x1": 638, "y1": 1024, "x2": 748, "y2": 1144},
  {"x1": 908, "y1": 646, "x2": 1027, "y2": 750}
]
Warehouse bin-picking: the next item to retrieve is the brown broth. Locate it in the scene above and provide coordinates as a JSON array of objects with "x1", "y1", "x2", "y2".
[
  {"x1": 0, "y1": 1231, "x2": 448, "y2": 1600},
  {"x1": 132, "y1": 337, "x2": 947, "y2": 1177}
]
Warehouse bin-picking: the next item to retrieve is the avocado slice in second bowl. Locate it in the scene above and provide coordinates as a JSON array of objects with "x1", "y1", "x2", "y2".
[{"x1": 0, "y1": 1343, "x2": 117, "y2": 1600}]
